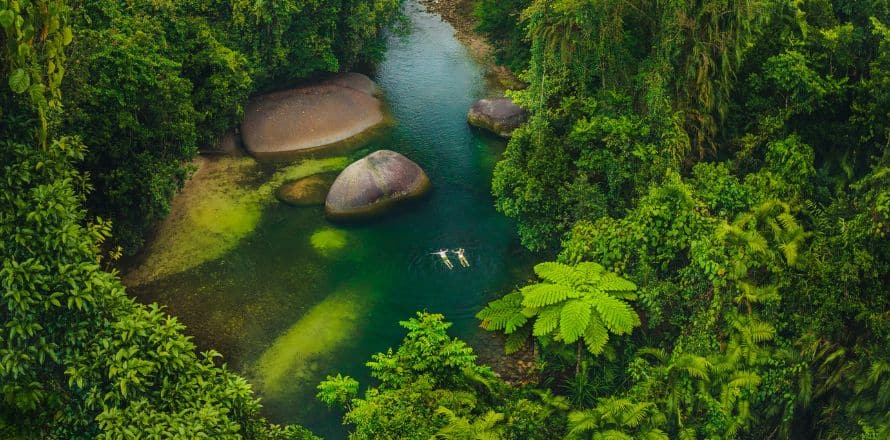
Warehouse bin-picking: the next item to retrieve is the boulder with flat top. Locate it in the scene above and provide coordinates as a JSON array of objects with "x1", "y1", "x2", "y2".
[
  {"x1": 241, "y1": 73, "x2": 385, "y2": 157},
  {"x1": 325, "y1": 150, "x2": 431, "y2": 220},
  {"x1": 467, "y1": 98, "x2": 528, "y2": 137}
]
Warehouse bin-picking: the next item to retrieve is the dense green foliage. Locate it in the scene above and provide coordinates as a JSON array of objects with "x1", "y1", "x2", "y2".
[
  {"x1": 0, "y1": 0, "x2": 397, "y2": 437},
  {"x1": 4, "y1": 0, "x2": 888, "y2": 437},
  {"x1": 318, "y1": 313, "x2": 567, "y2": 439},
  {"x1": 474, "y1": 0, "x2": 890, "y2": 437},
  {"x1": 63, "y1": 0, "x2": 403, "y2": 252}
]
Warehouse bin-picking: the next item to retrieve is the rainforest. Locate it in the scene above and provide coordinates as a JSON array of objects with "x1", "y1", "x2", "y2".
[{"x1": 1, "y1": 0, "x2": 888, "y2": 438}]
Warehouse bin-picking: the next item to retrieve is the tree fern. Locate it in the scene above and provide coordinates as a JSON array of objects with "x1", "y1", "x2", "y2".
[{"x1": 477, "y1": 261, "x2": 639, "y2": 357}]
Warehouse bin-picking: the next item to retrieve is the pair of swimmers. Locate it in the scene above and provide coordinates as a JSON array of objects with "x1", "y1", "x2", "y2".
[{"x1": 432, "y1": 248, "x2": 469, "y2": 269}]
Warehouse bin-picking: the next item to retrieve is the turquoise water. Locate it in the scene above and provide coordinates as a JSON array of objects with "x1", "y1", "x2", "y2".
[{"x1": 131, "y1": 2, "x2": 532, "y2": 437}]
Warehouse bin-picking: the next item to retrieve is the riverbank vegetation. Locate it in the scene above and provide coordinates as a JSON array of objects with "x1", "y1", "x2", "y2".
[
  {"x1": 0, "y1": 0, "x2": 400, "y2": 437},
  {"x1": 321, "y1": 0, "x2": 889, "y2": 438},
  {"x1": 478, "y1": 0, "x2": 887, "y2": 437},
  {"x1": 3, "y1": 0, "x2": 888, "y2": 438}
]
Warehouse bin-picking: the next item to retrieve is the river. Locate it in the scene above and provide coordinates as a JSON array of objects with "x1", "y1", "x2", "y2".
[{"x1": 131, "y1": 2, "x2": 532, "y2": 437}]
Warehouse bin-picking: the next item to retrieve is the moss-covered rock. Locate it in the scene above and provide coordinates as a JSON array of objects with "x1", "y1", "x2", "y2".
[{"x1": 275, "y1": 173, "x2": 337, "y2": 206}]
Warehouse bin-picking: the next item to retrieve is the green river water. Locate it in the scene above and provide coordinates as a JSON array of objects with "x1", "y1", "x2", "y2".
[{"x1": 131, "y1": 2, "x2": 533, "y2": 437}]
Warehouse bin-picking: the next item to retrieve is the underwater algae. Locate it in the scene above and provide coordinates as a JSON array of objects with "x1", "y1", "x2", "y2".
[
  {"x1": 310, "y1": 228, "x2": 348, "y2": 256},
  {"x1": 125, "y1": 156, "x2": 350, "y2": 286},
  {"x1": 254, "y1": 289, "x2": 367, "y2": 396}
]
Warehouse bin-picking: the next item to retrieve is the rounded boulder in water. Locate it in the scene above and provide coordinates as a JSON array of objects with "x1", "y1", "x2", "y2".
[
  {"x1": 325, "y1": 150, "x2": 431, "y2": 220},
  {"x1": 467, "y1": 97, "x2": 528, "y2": 137}
]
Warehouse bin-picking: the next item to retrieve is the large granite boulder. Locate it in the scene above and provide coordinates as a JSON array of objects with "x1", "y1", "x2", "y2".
[
  {"x1": 325, "y1": 150, "x2": 431, "y2": 220},
  {"x1": 276, "y1": 173, "x2": 338, "y2": 206},
  {"x1": 321, "y1": 72, "x2": 380, "y2": 96},
  {"x1": 467, "y1": 98, "x2": 528, "y2": 137},
  {"x1": 242, "y1": 73, "x2": 385, "y2": 158}
]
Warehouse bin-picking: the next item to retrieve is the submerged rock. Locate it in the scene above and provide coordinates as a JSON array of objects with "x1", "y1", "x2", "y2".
[
  {"x1": 275, "y1": 173, "x2": 337, "y2": 206},
  {"x1": 241, "y1": 73, "x2": 385, "y2": 157},
  {"x1": 467, "y1": 97, "x2": 528, "y2": 137},
  {"x1": 325, "y1": 150, "x2": 431, "y2": 220}
]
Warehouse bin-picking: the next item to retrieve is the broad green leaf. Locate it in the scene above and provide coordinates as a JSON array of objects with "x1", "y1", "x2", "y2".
[
  {"x1": 0, "y1": 10, "x2": 14, "y2": 30},
  {"x1": 9, "y1": 68, "x2": 29, "y2": 94}
]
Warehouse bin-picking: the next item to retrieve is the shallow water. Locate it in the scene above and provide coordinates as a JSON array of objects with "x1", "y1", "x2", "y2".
[{"x1": 131, "y1": 2, "x2": 533, "y2": 437}]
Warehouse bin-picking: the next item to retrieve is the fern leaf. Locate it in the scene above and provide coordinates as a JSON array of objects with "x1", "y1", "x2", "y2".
[
  {"x1": 593, "y1": 430, "x2": 634, "y2": 440},
  {"x1": 742, "y1": 320, "x2": 776, "y2": 343},
  {"x1": 567, "y1": 410, "x2": 601, "y2": 436},
  {"x1": 534, "y1": 261, "x2": 583, "y2": 286},
  {"x1": 640, "y1": 429, "x2": 670, "y2": 440},
  {"x1": 505, "y1": 326, "x2": 531, "y2": 354},
  {"x1": 559, "y1": 299, "x2": 592, "y2": 343},
  {"x1": 521, "y1": 283, "x2": 573, "y2": 308},
  {"x1": 619, "y1": 402, "x2": 654, "y2": 428},
  {"x1": 476, "y1": 292, "x2": 524, "y2": 331},
  {"x1": 727, "y1": 371, "x2": 761, "y2": 389},
  {"x1": 574, "y1": 261, "x2": 605, "y2": 286},
  {"x1": 587, "y1": 292, "x2": 638, "y2": 334},
  {"x1": 533, "y1": 305, "x2": 561, "y2": 337},
  {"x1": 583, "y1": 315, "x2": 609, "y2": 355},
  {"x1": 599, "y1": 272, "x2": 637, "y2": 294}
]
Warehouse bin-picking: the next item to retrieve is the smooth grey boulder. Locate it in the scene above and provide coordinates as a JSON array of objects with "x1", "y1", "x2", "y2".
[
  {"x1": 467, "y1": 98, "x2": 528, "y2": 137},
  {"x1": 325, "y1": 150, "x2": 431, "y2": 220}
]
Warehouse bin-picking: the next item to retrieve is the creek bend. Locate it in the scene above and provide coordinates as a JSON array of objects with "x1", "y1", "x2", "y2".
[{"x1": 129, "y1": 2, "x2": 532, "y2": 437}]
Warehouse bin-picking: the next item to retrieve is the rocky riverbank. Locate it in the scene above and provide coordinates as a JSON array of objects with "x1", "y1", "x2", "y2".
[{"x1": 420, "y1": 0, "x2": 523, "y2": 91}]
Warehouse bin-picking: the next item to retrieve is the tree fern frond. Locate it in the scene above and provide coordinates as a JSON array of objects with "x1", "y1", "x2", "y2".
[
  {"x1": 637, "y1": 347, "x2": 668, "y2": 363},
  {"x1": 560, "y1": 299, "x2": 592, "y2": 343},
  {"x1": 588, "y1": 292, "x2": 637, "y2": 334},
  {"x1": 567, "y1": 410, "x2": 601, "y2": 436},
  {"x1": 476, "y1": 292, "x2": 525, "y2": 332},
  {"x1": 521, "y1": 283, "x2": 573, "y2": 308},
  {"x1": 598, "y1": 272, "x2": 637, "y2": 293},
  {"x1": 593, "y1": 430, "x2": 634, "y2": 440},
  {"x1": 640, "y1": 428, "x2": 670, "y2": 440},
  {"x1": 672, "y1": 354, "x2": 711, "y2": 380},
  {"x1": 618, "y1": 401, "x2": 654, "y2": 428},
  {"x1": 534, "y1": 261, "x2": 583, "y2": 286},
  {"x1": 533, "y1": 305, "x2": 561, "y2": 337},
  {"x1": 583, "y1": 315, "x2": 609, "y2": 355},
  {"x1": 727, "y1": 370, "x2": 761, "y2": 389},
  {"x1": 737, "y1": 320, "x2": 776, "y2": 343},
  {"x1": 504, "y1": 326, "x2": 531, "y2": 354}
]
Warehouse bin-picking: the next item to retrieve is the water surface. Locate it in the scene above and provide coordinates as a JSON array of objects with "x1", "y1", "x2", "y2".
[{"x1": 132, "y1": 2, "x2": 532, "y2": 437}]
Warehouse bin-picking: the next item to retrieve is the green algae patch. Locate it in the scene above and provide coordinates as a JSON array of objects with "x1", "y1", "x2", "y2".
[
  {"x1": 310, "y1": 228, "x2": 348, "y2": 256},
  {"x1": 255, "y1": 290, "x2": 366, "y2": 396},
  {"x1": 264, "y1": 156, "x2": 350, "y2": 191},
  {"x1": 124, "y1": 156, "x2": 349, "y2": 286}
]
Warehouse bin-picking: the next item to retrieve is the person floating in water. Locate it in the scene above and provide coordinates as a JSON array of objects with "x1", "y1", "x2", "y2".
[
  {"x1": 453, "y1": 248, "x2": 470, "y2": 268},
  {"x1": 432, "y1": 249, "x2": 454, "y2": 269}
]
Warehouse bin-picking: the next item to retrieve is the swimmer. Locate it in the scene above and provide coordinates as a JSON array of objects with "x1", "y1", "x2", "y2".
[
  {"x1": 432, "y1": 249, "x2": 454, "y2": 269},
  {"x1": 453, "y1": 248, "x2": 470, "y2": 268}
]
